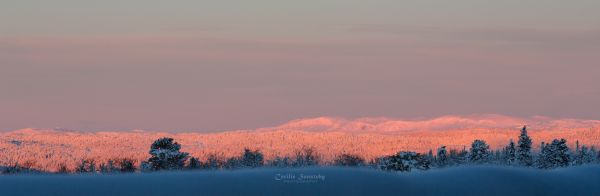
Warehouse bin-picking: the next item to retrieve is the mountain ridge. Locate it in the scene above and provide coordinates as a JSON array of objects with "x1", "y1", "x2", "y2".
[{"x1": 8, "y1": 114, "x2": 600, "y2": 134}]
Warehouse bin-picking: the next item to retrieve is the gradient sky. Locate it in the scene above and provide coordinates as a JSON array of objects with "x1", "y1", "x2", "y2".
[{"x1": 1, "y1": 0, "x2": 599, "y2": 131}]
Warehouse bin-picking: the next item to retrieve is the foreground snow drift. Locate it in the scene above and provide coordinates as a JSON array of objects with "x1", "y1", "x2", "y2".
[{"x1": 1, "y1": 166, "x2": 600, "y2": 196}]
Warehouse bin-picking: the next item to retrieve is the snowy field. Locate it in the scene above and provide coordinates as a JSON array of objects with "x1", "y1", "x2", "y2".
[{"x1": 1, "y1": 166, "x2": 600, "y2": 196}]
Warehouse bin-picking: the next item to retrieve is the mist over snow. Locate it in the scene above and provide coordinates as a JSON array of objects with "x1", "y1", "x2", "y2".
[{"x1": 1, "y1": 166, "x2": 599, "y2": 196}]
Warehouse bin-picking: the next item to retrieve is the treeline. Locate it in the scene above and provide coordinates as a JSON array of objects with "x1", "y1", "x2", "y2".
[{"x1": 2, "y1": 126, "x2": 600, "y2": 174}]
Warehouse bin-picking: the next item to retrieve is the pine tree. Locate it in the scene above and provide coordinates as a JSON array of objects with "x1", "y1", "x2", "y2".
[
  {"x1": 99, "y1": 163, "x2": 109, "y2": 173},
  {"x1": 537, "y1": 139, "x2": 571, "y2": 169},
  {"x1": 140, "y1": 161, "x2": 151, "y2": 172},
  {"x1": 377, "y1": 151, "x2": 430, "y2": 172},
  {"x1": 505, "y1": 139, "x2": 517, "y2": 165},
  {"x1": 554, "y1": 139, "x2": 571, "y2": 167},
  {"x1": 334, "y1": 154, "x2": 366, "y2": 167},
  {"x1": 224, "y1": 157, "x2": 241, "y2": 169},
  {"x1": 469, "y1": 139, "x2": 491, "y2": 164},
  {"x1": 204, "y1": 154, "x2": 223, "y2": 169},
  {"x1": 293, "y1": 146, "x2": 320, "y2": 167},
  {"x1": 75, "y1": 159, "x2": 96, "y2": 173},
  {"x1": 426, "y1": 149, "x2": 435, "y2": 166},
  {"x1": 146, "y1": 137, "x2": 189, "y2": 171},
  {"x1": 377, "y1": 154, "x2": 410, "y2": 172},
  {"x1": 449, "y1": 147, "x2": 469, "y2": 165},
  {"x1": 590, "y1": 146, "x2": 599, "y2": 163},
  {"x1": 537, "y1": 142, "x2": 551, "y2": 169},
  {"x1": 118, "y1": 158, "x2": 136, "y2": 173},
  {"x1": 436, "y1": 146, "x2": 448, "y2": 167},
  {"x1": 574, "y1": 145, "x2": 593, "y2": 165},
  {"x1": 187, "y1": 157, "x2": 201, "y2": 169},
  {"x1": 517, "y1": 126, "x2": 533, "y2": 166},
  {"x1": 268, "y1": 156, "x2": 293, "y2": 167},
  {"x1": 240, "y1": 148, "x2": 264, "y2": 168},
  {"x1": 581, "y1": 145, "x2": 594, "y2": 164}
]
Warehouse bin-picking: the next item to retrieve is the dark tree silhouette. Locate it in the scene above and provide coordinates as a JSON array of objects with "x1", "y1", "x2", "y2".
[
  {"x1": 118, "y1": 158, "x2": 137, "y2": 173},
  {"x1": 538, "y1": 139, "x2": 570, "y2": 169},
  {"x1": 469, "y1": 140, "x2": 491, "y2": 164},
  {"x1": 377, "y1": 152, "x2": 430, "y2": 172},
  {"x1": 293, "y1": 146, "x2": 320, "y2": 167},
  {"x1": 75, "y1": 159, "x2": 96, "y2": 173},
  {"x1": 334, "y1": 154, "x2": 366, "y2": 167},
  {"x1": 187, "y1": 157, "x2": 202, "y2": 169},
  {"x1": 241, "y1": 148, "x2": 264, "y2": 168},
  {"x1": 436, "y1": 146, "x2": 448, "y2": 167},
  {"x1": 517, "y1": 126, "x2": 533, "y2": 166},
  {"x1": 504, "y1": 140, "x2": 517, "y2": 165},
  {"x1": 147, "y1": 137, "x2": 189, "y2": 171}
]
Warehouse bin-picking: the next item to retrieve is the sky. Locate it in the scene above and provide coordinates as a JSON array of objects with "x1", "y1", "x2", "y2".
[{"x1": 1, "y1": 0, "x2": 599, "y2": 132}]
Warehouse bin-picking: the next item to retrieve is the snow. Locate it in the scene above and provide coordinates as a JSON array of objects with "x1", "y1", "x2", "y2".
[{"x1": 1, "y1": 166, "x2": 599, "y2": 196}]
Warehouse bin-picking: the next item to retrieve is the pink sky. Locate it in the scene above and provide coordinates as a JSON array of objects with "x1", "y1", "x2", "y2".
[{"x1": 1, "y1": 1, "x2": 599, "y2": 131}]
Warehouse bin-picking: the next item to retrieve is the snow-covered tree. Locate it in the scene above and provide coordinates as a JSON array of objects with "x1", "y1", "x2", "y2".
[
  {"x1": 240, "y1": 148, "x2": 264, "y2": 168},
  {"x1": 377, "y1": 151, "x2": 430, "y2": 172},
  {"x1": 573, "y1": 144, "x2": 594, "y2": 165},
  {"x1": 590, "y1": 146, "x2": 599, "y2": 164},
  {"x1": 146, "y1": 137, "x2": 189, "y2": 171},
  {"x1": 293, "y1": 146, "x2": 320, "y2": 167},
  {"x1": 537, "y1": 142, "x2": 550, "y2": 169},
  {"x1": 224, "y1": 157, "x2": 241, "y2": 169},
  {"x1": 517, "y1": 126, "x2": 533, "y2": 166},
  {"x1": 204, "y1": 154, "x2": 223, "y2": 169},
  {"x1": 187, "y1": 157, "x2": 201, "y2": 169},
  {"x1": 504, "y1": 139, "x2": 517, "y2": 165},
  {"x1": 426, "y1": 149, "x2": 434, "y2": 164},
  {"x1": 107, "y1": 159, "x2": 118, "y2": 173},
  {"x1": 99, "y1": 162, "x2": 109, "y2": 173},
  {"x1": 140, "y1": 161, "x2": 151, "y2": 172},
  {"x1": 436, "y1": 146, "x2": 448, "y2": 167},
  {"x1": 1, "y1": 162, "x2": 43, "y2": 174},
  {"x1": 449, "y1": 147, "x2": 469, "y2": 165},
  {"x1": 118, "y1": 158, "x2": 136, "y2": 173},
  {"x1": 334, "y1": 154, "x2": 365, "y2": 167},
  {"x1": 99, "y1": 159, "x2": 118, "y2": 173},
  {"x1": 537, "y1": 139, "x2": 571, "y2": 169},
  {"x1": 75, "y1": 159, "x2": 97, "y2": 173},
  {"x1": 469, "y1": 140, "x2": 491, "y2": 164},
  {"x1": 268, "y1": 156, "x2": 293, "y2": 167}
]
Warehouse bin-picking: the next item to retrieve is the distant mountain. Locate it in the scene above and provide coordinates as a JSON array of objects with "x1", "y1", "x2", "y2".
[{"x1": 261, "y1": 114, "x2": 600, "y2": 133}]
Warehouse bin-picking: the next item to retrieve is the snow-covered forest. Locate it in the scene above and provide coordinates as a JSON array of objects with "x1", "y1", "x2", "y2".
[{"x1": 2, "y1": 126, "x2": 599, "y2": 174}]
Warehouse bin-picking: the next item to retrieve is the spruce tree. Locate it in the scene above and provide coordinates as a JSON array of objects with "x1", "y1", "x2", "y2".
[
  {"x1": 268, "y1": 156, "x2": 293, "y2": 167},
  {"x1": 517, "y1": 126, "x2": 533, "y2": 166},
  {"x1": 377, "y1": 151, "x2": 430, "y2": 172},
  {"x1": 590, "y1": 146, "x2": 599, "y2": 163},
  {"x1": 334, "y1": 154, "x2": 366, "y2": 167},
  {"x1": 436, "y1": 146, "x2": 448, "y2": 167},
  {"x1": 187, "y1": 157, "x2": 201, "y2": 169},
  {"x1": 240, "y1": 148, "x2": 264, "y2": 168},
  {"x1": 574, "y1": 145, "x2": 593, "y2": 165},
  {"x1": 537, "y1": 142, "x2": 550, "y2": 169},
  {"x1": 469, "y1": 139, "x2": 491, "y2": 164},
  {"x1": 505, "y1": 139, "x2": 516, "y2": 165},
  {"x1": 537, "y1": 139, "x2": 570, "y2": 169}
]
